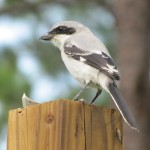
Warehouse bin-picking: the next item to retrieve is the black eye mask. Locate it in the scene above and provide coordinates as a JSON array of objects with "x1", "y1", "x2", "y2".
[{"x1": 52, "y1": 26, "x2": 76, "y2": 35}]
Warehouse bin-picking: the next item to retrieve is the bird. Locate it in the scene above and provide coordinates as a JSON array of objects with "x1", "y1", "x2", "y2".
[{"x1": 40, "y1": 21, "x2": 138, "y2": 131}]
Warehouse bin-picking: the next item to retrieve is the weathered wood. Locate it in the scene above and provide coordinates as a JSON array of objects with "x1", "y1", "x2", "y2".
[{"x1": 7, "y1": 99, "x2": 123, "y2": 150}]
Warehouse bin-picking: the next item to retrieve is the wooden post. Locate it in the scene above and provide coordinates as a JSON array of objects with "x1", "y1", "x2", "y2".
[{"x1": 7, "y1": 99, "x2": 123, "y2": 150}]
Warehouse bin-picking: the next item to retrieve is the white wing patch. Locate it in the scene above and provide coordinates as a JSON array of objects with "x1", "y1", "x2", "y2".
[
  {"x1": 102, "y1": 64, "x2": 118, "y2": 74},
  {"x1": 80, "y1": 57, "x2": 86, "y2": 62},
  {"x1": 95, "y1": 50, "x2": 102, "y2": 55}
]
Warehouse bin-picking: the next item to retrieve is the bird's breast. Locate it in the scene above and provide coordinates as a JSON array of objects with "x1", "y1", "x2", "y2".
[{"x1": 61, "y1": 50, "x2": 99, "y2": 88}]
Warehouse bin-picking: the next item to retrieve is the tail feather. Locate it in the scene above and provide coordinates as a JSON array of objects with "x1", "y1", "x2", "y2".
[{"x1": 108, "y1": 82, "x2": 139, "y2": 131}]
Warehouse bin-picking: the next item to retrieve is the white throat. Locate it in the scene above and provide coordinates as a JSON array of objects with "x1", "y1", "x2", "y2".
[{"x1": 51, "y1": 34, "x2": 71, "y2": 50}]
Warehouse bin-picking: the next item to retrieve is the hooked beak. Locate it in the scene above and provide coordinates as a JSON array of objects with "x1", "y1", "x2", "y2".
[{"x1": 40, "y1": 31, "x2": 55, "y2": 41}]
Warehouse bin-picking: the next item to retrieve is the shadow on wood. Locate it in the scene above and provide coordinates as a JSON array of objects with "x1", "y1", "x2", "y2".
[{"x1": 7, "y1": 99, "x2": 123, "y2": 150}]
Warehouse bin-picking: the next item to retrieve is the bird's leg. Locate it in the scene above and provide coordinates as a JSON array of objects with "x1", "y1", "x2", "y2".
[
  {"x1": 73, "y1": 84, "x2": 89, "y2": 101},
  {"x1": 89, "y1": 89, "x2": 102, "y2": 104}
]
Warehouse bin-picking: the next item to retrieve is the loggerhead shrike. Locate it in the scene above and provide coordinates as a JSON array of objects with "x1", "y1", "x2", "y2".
[{"x1": 40, "y1": 21, "x2": 138, "y2": 131}]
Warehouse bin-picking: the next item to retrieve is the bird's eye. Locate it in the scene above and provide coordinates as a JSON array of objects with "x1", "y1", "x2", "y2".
[
  {"x1": 58, "y1": 27, "x2": 64, "y2": 31},
  {"x1": 56, "y1": 26, "x2": 66, "y2": 33},
  {"x1": 54, "y1": 26, "x2": 75, "y2": 35}
]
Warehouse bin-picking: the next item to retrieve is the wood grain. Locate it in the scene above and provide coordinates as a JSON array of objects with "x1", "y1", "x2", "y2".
[{"x1": 7, "y1": 99, "x2": 123, "y2": 150}]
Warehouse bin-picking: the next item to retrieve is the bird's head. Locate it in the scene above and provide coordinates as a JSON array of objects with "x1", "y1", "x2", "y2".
[{"x1": 40, "y1": 21, "x2": 87, "y2": 48}]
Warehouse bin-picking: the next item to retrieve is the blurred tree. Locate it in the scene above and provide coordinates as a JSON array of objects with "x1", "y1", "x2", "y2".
[{"x1": 114, "y1": 0, "x2": 150, "y2": 150}]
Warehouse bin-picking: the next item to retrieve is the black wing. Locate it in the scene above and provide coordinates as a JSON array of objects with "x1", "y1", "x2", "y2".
[{"x1": 64, "y1": 42, "x2": 120, "y2": 80}]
